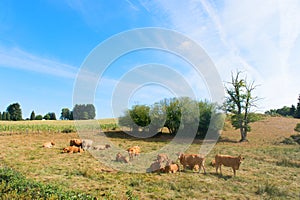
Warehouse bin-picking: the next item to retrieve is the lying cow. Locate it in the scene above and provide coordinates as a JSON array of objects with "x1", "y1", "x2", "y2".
[
  {"x1": 163, "y1": 161, "x2": 180, "y2": 173},
  {"x1": 177, "y1": 152, "x2": 206, "y2": 174},
  {"x1": 215, "y1": 154, "x2": 244, "y2": 176},
  {"x1": 70, "y1": 139, "x2": 82, "y2": 147},
  {"x1": 148, "y1": 160, "x2": 165, "y2": 173},
  {"x1": 116, "y1": 153, "x2": 129, "y2": 163},
  {"x1": 63, "y1": 146, "x2": 84, "y2": 154},
  {"x1": 43, "y1": 141, "x2": 55, "y2": 148},
  {"x1": 82, "y1": 139, "x2": 93, "y2": 150},
  {"x1": 156, "y1": 153, "x2": 169, "y2": 163},
  {"x1": 127, "y1": 146, "x2": 141, "y2": 160},
  {"x1": 93, "y1": 144, "x2": 111, "y2": 150}
]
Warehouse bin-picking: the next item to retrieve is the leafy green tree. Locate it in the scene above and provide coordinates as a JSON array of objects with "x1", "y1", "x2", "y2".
[
  {"x1": 225, "y1": 71, "x2": 259, "y2": 142},
  {"x1": 148, "y1": 102, "x2": 166, "y2": 134},
  {"x1": 49, "y1": 112, "x2": 56, "y2": 120},
  {"x1": 60, "y1": 108, "x2": 70, "y2": 120},
  {"x1": 7, "y1": 103, "x2": 22, "y2": 121},
  {"x1": 163, "y1": 98, "x2": 181, "y2": 135},
  {"x1": 73, "y1": 104, "x2": 96, "y2": 120},
  {"x1": 2, "y1": 112, "x2": 7, "y2": 120},
  {"x1": 129, "y1": 105, "x2": 151, "y2": 128},
  {"x1": 294, "y1": 95, "x2": 300, "y2": 119},
  {"x1": 43, "y1": 114, "x2": 51, "y2": 120},
  {"x1": 6, "y1": 112, "x2": 11, "y2": 121},
  {"x1": 35, "y1": 115, "x2": 43, "y2": 120},
  {"x1": 69, "y1": 111, "x2": 73, "y2": 120},
  {"x1": 30, "y1": 111, "x2": 35, "y2": 120},
  {"x1": 118, "y1": 110, "x2": 135, "y2": 130}
]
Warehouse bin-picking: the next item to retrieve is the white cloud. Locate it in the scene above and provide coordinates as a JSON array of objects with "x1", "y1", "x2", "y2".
[
  {"x1": 141, "y1": 0, "x2": 300, "y2": 110},
  {"x1": 0, "y1": 46, "x2": 78, "y2": 79}
]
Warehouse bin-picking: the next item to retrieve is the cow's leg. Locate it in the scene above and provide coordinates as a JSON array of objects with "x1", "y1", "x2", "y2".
[
  {"x1": 233, "y1": 168, "x2": 236, "y2": 176},
  {"x1": 215, "y1": 164, "x2": 219, "y2": 174},
  {"x1": 219, "y1": 165, "x2": 222, "y2": 175},
  {"x1": 202, "y1": 163, "x2": 206, "y2": 174}
]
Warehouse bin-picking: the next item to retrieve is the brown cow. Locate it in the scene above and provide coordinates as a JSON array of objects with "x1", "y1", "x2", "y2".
[
  {"x1": 43, "y1": 141, "x2": 55, "y2": 148},
  {"x1": 215, "y1": 154, "x2": 244, "y2": 176},
  {"x1": 70, "y1": 139, "x2": 82, "y2": 147},
  {"x1": 63, "y1": 146, "x2": 84, "y2": 153},
  {"x1": 177, "y1": 153, "x2": 206, "y2": 174},
  {"x1": 164, "y1": 161, "x2": 180, "y2": 173},
  {"x1": 116, "y1": 153, "x2": 129, "y2": 163},
  {"x1": 127, "y1": 146, "x2": 141, "y2": 160}
]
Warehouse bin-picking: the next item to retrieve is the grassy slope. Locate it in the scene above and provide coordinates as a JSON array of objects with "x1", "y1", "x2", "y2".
[{"x1": 0, "y1": 117, "x2": 299, "y2": 199}]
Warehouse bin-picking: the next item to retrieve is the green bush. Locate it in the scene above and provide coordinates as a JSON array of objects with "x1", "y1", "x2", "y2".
[
  {"x1": 294, "y1": 123, "x2": 300, "y2": 132},
  {"x1": 0, "y1": 167, "x2": 95, "y2": 199}
]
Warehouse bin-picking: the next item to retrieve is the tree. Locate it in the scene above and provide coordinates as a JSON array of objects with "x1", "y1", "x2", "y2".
[
  {"x1": 163, "y1": 98, "x2": 181, "y2": 135},
  {"x1": 35, "y1": 115, "x2": 43, "y2": 120},
  {"x1": 2, "y1": 112, "x2": 7, "y2": 120},
  {"x1": 30, "y1": 111, "x2": 35, "y2": 120},
  {"x1": 7, "y1": 103, "x2": 22, "y2": 121},
  {"x1": 49, "y1": 112, "x2": 56, "y2": 120},
  {"x1": 43, "y1": 114, "x2": 51, "y2": 120},
  {"x1": 225, "y1": 71, "x2": 259, "y2": 142},
  {"x1": 60, "y1": 108, "x2": 70, "y2": 120},
  {"x1": 73, "y1": 104, "x2": 96, "y2": 120},
  {"x1": 6, "y1": 112, "x2": 10, "y2": 121},
  {"x1": 294, "y1": 95, "x2": 300, "y2": 119}
]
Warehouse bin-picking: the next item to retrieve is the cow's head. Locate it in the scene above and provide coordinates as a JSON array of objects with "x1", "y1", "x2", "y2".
[
  {"x1": 238, "y1": 154, "x2": 245, "y2": 163},
  {"x1": 105, "y1": 144, "x2": 111, "y2": 149}
]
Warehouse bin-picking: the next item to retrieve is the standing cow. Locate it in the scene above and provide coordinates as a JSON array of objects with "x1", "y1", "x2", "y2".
[
  {"x1": 177, "y1": 152, "x2": 206, "y2": 174},
  {"x1": 215, "y1": 154, "x2": 244, "y2": 176}
]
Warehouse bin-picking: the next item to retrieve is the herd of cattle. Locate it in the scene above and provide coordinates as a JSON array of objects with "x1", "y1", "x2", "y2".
[{"x1": 42, "y1": 139, "x2": 244, "y2": 176}]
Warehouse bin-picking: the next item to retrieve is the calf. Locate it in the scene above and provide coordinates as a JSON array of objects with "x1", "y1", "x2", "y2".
[
  {"x1": 93, "y1": 144, "x2": 111, "y2": 150},
  {"x1": 215, "y1": 154, "x2": 244, "y2": 176},
  {"x1": 63, "y1": 146, "x2": 84, "y2": 154},
  {"x1": 177, "y1": 153, "x2": 206, "y2": 174},
  {"x1": 82, "y1": 139, "x2": 93, "y2": 150},
  {"x1": 164, "y1": 161, "x2": 180, "y2": 173},
  {"x1": 43, "y1": 141, "x2": 55, "y2": 148},
  {"x1": 70, "y1": 139, "x2": 82, "y2": 147},
  {"x1": 116, "y1": 153, "x2": 129, "y2": 163},
  {"x1": 127, "y1": 146, "x2": 141, "y2": 160}
]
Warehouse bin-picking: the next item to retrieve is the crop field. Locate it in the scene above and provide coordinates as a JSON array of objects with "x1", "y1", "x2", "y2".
[{"x1": 0, "y1": 117, "x2": 300, "y2": 199}]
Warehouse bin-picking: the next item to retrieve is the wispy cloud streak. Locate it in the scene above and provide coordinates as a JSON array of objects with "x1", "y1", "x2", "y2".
[{"x1": 0, "y1": 46, "x2": 78, "y2": 79}]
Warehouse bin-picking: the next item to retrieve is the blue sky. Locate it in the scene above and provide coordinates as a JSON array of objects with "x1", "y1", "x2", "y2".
[{"x1": 1, "y1": 0, "x2": 300, "y2": 119}]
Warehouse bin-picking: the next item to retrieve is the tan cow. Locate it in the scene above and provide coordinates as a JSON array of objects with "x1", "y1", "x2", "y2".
[
  {"x1": 177, "y1": 153, "x2": 206, "y2": 174},
  {"x1": 163, "y1": 161, "x2": 180, "y2": 173},
  {"x1": 70, "y1": 139, "x2": 82, "y2": 147},
  {"x1": 93, "y1": 144, "x2": 111, "y2": 150},
  {"x1": 127, "y1": 146, "x2": 141, "y2": 160},
  {"x1": 215, "y1": 154, "x2": 244, "y2": 176},
  {"x1": 116, "y1": 153, "x2": 129, "y2": 163},
  {"x1": 156, "y1": 153, "x2": 169, "y2": 163},
  {"x1": 43, "y1": 141, "x2": 55, "y2": 148},
  {"x1": 63, "y1": 146, "x2": 84, "y2": 154},
  {"x1": 149, "y1": 161, "x2": 165, "y2": 173}
]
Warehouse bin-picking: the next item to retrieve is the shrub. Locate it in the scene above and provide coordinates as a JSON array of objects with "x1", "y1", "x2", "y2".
[
  {"x1": 61, "y1": 127, "x2": 76, "y2": 133},
  {"x1": 0, "y1": 167, "x2": 95, "y2": 199},
  {"x1": 294, "y1": 123, "x2": 300, "y2": 132}
]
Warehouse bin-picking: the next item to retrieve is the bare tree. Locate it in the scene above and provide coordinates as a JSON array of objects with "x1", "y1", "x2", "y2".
[{"x1": 225, "y1": 71, "x2": 259, "y2": 142}]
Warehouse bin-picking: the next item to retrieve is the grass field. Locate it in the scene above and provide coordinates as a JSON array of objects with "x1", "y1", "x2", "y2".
[{"x1": 0, "y1": 117, "x2": 300, "y2": 199}]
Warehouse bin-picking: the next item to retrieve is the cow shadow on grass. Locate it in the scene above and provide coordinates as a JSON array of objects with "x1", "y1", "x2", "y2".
[{"x1": 217, "y1": 136, "x2": 238, "y2": 144}]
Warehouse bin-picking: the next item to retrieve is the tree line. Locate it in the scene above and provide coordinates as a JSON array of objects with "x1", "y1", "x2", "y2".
[
  {"x1": 265, "y1": 95, "x2": 300, "y2": 118},
  {"x1": 118, "y1": 97, "x2": 225, "y2": 138},
  {"x1": 0, "y1": 103, "x2": 96, "y2": 121}
]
